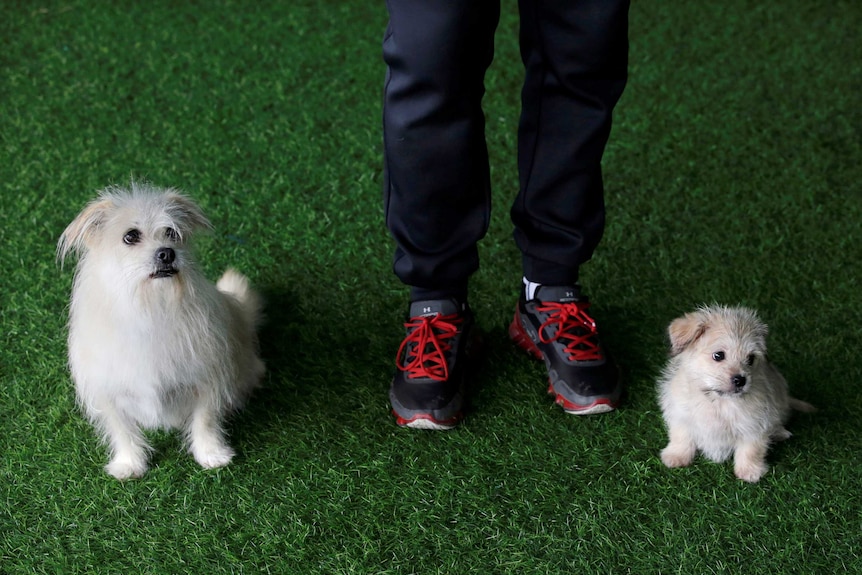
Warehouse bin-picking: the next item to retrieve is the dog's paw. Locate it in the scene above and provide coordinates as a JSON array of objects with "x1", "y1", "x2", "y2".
[
  {"x1": 105, "y1": 456, "x2": 148, "y2": 480},
  {"x1": 772, "y1": 427, "x2": 792, "y2": 442},
  {"x1": 192, "y1": 444, "x2": 235, "y2": 469},
  {"x1": 660, "y1": 446, "x2": 694, "y2": 468},
  {"x1": 734, "y1": 460, "x2": 768, "y2": 483}
]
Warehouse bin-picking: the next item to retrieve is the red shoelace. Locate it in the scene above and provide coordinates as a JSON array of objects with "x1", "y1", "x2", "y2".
[
  {"x1": 536, "y1": 301, "x2": 604, "y2": 361},
  {"x1": 396, "y1": 313, "x2": 463, "y2": 381}
]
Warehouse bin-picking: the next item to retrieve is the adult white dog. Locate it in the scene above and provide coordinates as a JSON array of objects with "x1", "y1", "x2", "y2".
[{"x1": 58, "y1": 182, "x2": 265, "y2": 479}]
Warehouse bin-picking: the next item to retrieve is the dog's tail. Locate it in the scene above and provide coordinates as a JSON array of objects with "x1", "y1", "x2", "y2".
[
  {"x1": 217, "y1": 268, "x2": 263, "y2": 328},
  {"x1": 789, "y1": 397, "x2": 817, "y2": 413}
]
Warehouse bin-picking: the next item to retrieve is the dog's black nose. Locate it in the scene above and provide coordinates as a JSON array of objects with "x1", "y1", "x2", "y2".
[
  {"x1": 155, "y1": 247, "x2": 175, "y2": 265},
  {"x1": 732, "y1": 374, "x2": 747, "y2": 389}
]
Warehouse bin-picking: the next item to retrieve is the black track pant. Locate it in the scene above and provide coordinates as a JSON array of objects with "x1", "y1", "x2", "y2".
[{"x1": 382, "y1": 0, "x2": 629, "y2": 302}]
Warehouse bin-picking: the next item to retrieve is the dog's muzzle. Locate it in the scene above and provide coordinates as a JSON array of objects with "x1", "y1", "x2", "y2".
[{"x1": 151, "y1": 247, "x2": 178, "y2": 278}]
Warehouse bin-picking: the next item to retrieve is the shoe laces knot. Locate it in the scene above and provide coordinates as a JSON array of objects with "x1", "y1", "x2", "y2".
[
  {"x1": 397, "y1": 313, "x2": 462, "y2": 381},
  {"x1": 536, "y1": 301, "x2": 604, "y2": 361}
]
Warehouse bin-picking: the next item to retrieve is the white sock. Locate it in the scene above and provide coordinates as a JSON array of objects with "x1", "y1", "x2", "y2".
[{"x1": 523, "y1": 277, "x2": 542, "y2": 300}]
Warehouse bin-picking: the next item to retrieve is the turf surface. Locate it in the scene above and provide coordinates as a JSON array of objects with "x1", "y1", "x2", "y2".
[{"x1": 2, "y1": 1, "x2": 860, "y2": 573}]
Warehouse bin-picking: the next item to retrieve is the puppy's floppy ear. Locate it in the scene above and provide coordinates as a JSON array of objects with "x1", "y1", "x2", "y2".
[
  {"x1": 163, "y1": 191, "x2": 212, "y2": 235},
  {"x1": 668, "y1": 311, "x2": 709, "y2": 355},
  {"x1": 57, "y1": 196, "x2": 115, "y2": 265}
]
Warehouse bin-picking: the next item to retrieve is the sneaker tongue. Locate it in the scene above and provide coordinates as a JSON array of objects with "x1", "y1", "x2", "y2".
[
  {"x1": 534, "y1": 285, "x2": 583, "y2": 303},
  {"x1": 409, "y1": 298, "x2": 462, "y2": 318}
]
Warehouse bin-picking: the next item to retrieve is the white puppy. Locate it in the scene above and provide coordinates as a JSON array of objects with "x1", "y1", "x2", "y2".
[
  {"x1": 657, "y1": 305, "x2": 814, "y2": 483},
  {"x1": 58, "y1": 182, "x2": 265, "y2": 479}
]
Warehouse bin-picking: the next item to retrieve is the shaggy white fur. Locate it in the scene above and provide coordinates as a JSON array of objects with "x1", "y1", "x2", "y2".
[{"x1": 58, "y1": 182, "x2": 265, "y2": 479}]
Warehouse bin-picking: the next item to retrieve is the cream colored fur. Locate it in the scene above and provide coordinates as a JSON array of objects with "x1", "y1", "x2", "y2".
[{"x1": 657, "y1": 305, "x2": 814, "y2": 483}]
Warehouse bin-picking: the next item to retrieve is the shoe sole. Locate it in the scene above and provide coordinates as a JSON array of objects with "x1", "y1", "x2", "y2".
[
  {"x1": 393, "y1": 411, "x2": 461, "y2": 431},
  {"x1": 509, "y1": 307, "x2": 619, "y2": 415},
  {"x1": 548, "y1": 383, "x2": 616, "y2": 415},
  {"x1": 389, "y1": 364, "x2": 468, "y2": 432}
]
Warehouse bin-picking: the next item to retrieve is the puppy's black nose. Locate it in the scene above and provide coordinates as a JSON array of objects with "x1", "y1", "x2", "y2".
[
  {"x1": 155, "y1": 247, "x2": 175, "y2": 265},
  {"x1": 732, "y1": 374, "x2": 747, "y2": 389}
]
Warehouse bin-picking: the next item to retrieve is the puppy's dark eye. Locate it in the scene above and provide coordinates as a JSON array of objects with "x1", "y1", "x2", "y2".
[
  {"x1": 746, "y1": 354, "x2": 756, "y2": 366},
  {"x1": 712, "y1": 351, "x2": 725, "y2": 362},
  {"x1": 123, "y1": 229, "x2": 141, "y2": 245},
  {"x1": 165, "y1": 227, "x2": 179, "y2": 241}
]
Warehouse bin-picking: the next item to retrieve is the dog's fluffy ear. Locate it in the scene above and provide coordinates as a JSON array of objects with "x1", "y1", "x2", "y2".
[
  {"x1": 163, "y1": 191, "x2": 212, "y2": 236},
  {"x1": 668, "y1": 310, "x2": 709, "y2": 355},
  {"x1": 739, "y1": 306, "x2": 769, "y2": 341},
  {"x1": 57, "y1": 196, "x2": 115, "y2": 264}
]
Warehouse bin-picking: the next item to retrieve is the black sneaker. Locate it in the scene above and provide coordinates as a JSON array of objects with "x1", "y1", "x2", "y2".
[
  {"x1": 390, "y1": 298, "x2": 477, "y2": 430},
  {"x1": 509, "y1": 285, "x2": 622, "y2": 415}
]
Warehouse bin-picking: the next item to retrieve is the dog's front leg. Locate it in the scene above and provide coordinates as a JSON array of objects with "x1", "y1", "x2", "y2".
[
  {"x1": 186, "y1": 399, "x2": 234, "y2": 469},
  {"x1": 95, "y1": 402, "x2": 151, "y2": 480},
  {"x1": 733, "y1": 441, "x2": 768, "y2": 483},
  {"x1": 660, "y1": 425, "x2": 697, "y2": 468}
]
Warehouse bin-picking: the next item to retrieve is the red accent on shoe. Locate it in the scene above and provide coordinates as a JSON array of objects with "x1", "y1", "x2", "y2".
[
  {"x1": 548, "y1": 382, "x2": 616, "y2": 413},
  {"x1": 534, "y1": 301, "x2": 604, "y2": 361},
  {"x1": 509, "y1": 309, "x2": 544, "y2": 360},
  {"x1": 396, "y1": 312, "x2": 464, "y2": 381},
  {"x1": 392, "y1": 410, "x2": 462, "y2": 429}
]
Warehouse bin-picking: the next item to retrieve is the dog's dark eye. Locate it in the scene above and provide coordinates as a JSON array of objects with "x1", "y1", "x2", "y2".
[
  {"x1": 165, "y1": 227, "x2": 179, "y2": 241},
  {"x1": 746, "y1": 354, "x2": 756, "y2": 366},
  {"x1": 123, "y1": 229, "x2": 141, "y2": 245},
  {"x1": 712, "y1": 351, "x2": 725, "y2": 362}
]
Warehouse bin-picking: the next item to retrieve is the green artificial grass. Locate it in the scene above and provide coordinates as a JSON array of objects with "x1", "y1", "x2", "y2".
[{"x1": 2, "y1": 1, "x2": 861, "y2": 573}]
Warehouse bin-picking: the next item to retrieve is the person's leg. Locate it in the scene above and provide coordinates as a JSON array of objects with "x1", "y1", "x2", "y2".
[
  {"x1": 509, "y1": 0, "x2": 630, "y2": 415},
  {"x1": 383, "y1": 0, "x2": 500, "y2": 303},
  {"x1": 512, "y1": 0, "x2": 629, "y2": 285},
  {"x1": 383, "y1": 0, "x2": 500, "y2": 428}
]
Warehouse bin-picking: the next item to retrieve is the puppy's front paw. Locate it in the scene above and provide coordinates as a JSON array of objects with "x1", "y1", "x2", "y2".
[
  {"x1": 734, "y1": 460, "x2": 768, "y2": 483},
  {"x1": 105, "y1": 456, "x2": 148, "y2": 480},
  {"x1": 660, "y1": 445, "x2": 694, "y2": 468},
  {"x1": 772, "y1": 427, "x2": 792, "y2": 442},
  {"x1": 734, "y1": 442, "x2": 769, "y2": 482},
  {"x1": 192, "y1": 443, "x2": 235, "y2": 469}
]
